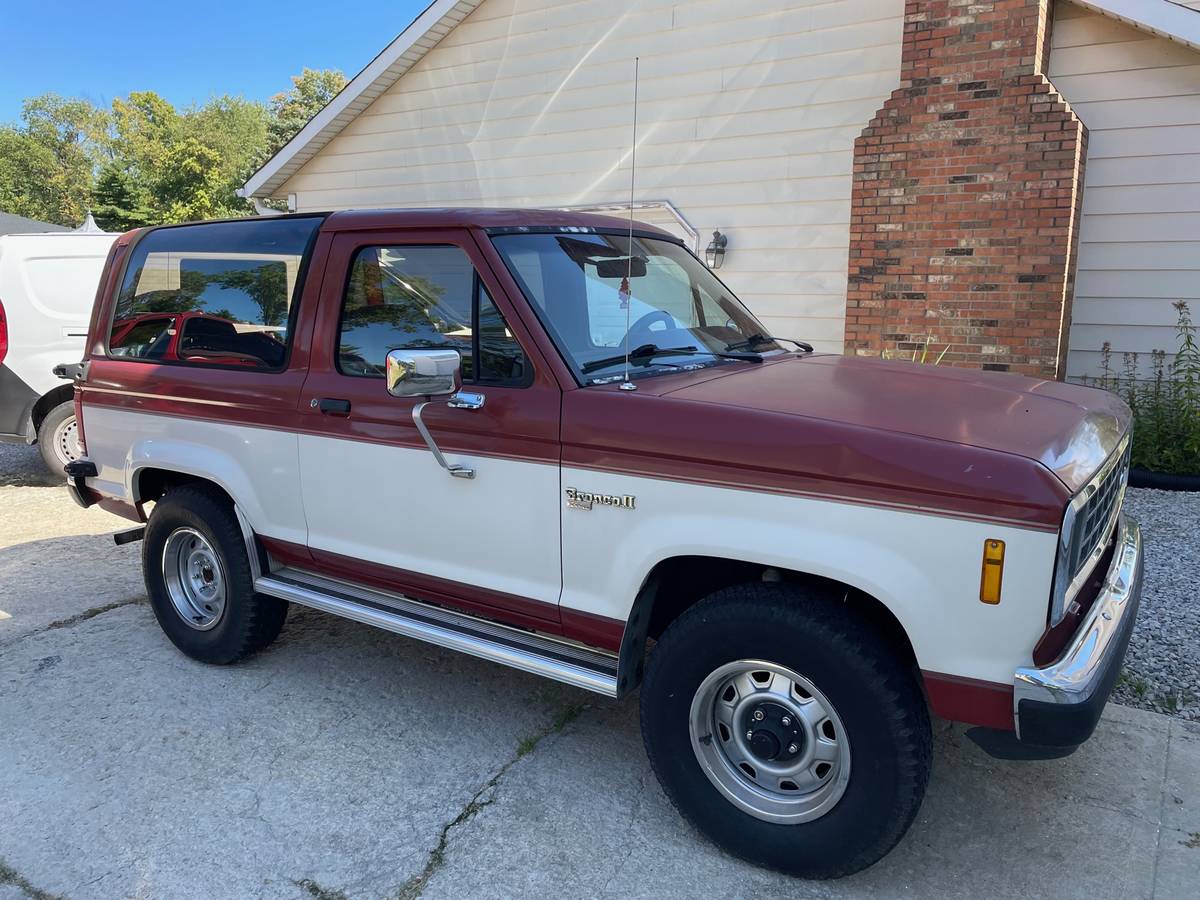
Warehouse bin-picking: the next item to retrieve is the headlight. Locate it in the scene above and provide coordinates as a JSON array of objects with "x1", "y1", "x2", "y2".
[
  {"x1": 1050, "y1": 501, "x2": 1080, "y2": 626},
  {"x1": 1048, "y1": 437, "x2": 1130, "y2": 626}
]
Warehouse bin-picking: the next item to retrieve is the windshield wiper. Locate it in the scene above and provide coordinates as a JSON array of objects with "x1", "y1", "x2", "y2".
[
  {"x1": 580, "y1": 343, "x2": 761, "y2": 375},
  {"x1": 581, "y1": 344, "x2": 696, "y2": 374},
  {"x1": 724, "y1": 333, "x2": 814, "y2": 353}
]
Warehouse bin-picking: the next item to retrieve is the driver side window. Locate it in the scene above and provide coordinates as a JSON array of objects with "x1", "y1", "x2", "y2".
[{"x1": 337, "y1": 244, "x2": 528, "y2": 386}]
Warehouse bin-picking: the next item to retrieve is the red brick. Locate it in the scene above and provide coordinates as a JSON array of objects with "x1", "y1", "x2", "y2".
[{"x1": 843, "y1": 0, "x2": 1086, "y2": 378}]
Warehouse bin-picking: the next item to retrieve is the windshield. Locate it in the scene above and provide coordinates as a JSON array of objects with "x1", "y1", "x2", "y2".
[{"x1": 490, "y1": 231, "x2": 782, "y2": 384}]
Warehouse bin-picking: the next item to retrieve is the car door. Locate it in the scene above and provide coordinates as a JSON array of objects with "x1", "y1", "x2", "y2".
[{"x1": 296, "y1": 228, "x2": 564, "y2": 630}]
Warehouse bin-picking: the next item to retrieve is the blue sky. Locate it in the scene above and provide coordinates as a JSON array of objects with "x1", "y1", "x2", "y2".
[{"x1": 0, "y1": 0, "x2": 430, "y2": 123}]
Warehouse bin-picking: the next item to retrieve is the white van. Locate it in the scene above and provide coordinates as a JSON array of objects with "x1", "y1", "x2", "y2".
[{"x1": 0, "y1": 229, "x2": 117, "y2": 474}]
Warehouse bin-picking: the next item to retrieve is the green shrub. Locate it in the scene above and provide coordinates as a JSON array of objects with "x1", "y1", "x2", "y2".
[{"x1": 1084, "y1": 301, "x2": 1200, "y2": 476}]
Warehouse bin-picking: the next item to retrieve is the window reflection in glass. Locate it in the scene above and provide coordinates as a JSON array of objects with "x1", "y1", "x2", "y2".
[
  {"x1": 338, "y1": 245, "x2": 526, "y2": 385},
  {"x1": 492, "y1": 232, "x2": 778, "y2": 385},
  {"x1": 108, "y1": 217, "x2": 319, "y2": 370}
]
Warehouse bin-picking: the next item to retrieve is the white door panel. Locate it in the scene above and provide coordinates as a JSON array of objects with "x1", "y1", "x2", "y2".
[{"x1": 299, "y1": 433, "x2": 562, "y2": 605}]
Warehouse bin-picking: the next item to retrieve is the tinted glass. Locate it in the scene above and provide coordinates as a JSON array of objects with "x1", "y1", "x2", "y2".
[
  {"x1": 477, "y1": 287, "x2": 526, "y2": 383},
  {"x1": 109, "y1": 216, "x2": 321, "y2": 369},
  {"x1": 338, "y1": 245, "x2": 526, "y2": 385},
  {"x1": 491, "y1": 232, "x2": 777, "y2": 385}
]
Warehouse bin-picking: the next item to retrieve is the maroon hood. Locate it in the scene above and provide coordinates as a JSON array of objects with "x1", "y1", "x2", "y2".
[
  {"x1": 658, "y1": 354, "x2": 1129, "y2": 493},
  {"x1": 561, "y1": 355, "x2": 1129, "y2": 530}
]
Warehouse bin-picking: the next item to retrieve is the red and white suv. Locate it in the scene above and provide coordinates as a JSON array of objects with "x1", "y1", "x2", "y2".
[{"x1": 64, "y1": 210, "x2": 1141, "y2": 878}]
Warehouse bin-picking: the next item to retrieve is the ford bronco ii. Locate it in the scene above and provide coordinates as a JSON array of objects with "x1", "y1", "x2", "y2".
[{"x1": 64, "y1": 209, "x2": 1140, "y2": 878}]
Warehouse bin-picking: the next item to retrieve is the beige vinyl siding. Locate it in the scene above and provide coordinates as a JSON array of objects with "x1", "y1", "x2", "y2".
[
  {"x1": 1051, "y1": 2, "x2": 1200, "y2": 378},
  {"x1": 279, "y1": 0, "x2": 904, "y2": 351}
]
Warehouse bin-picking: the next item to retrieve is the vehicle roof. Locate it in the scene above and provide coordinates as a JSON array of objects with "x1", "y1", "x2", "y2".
[
  {"x1": 115, "y1": 208, "x2": 681, "y2": 247},
  {"x1": 321, "y1": 207, "x2": 679, "y2": 239}
]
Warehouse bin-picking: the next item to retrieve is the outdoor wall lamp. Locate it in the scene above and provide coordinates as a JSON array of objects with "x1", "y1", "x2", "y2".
[{"x1": 705, "y1": 229, "x2": 728, "y2": 269}]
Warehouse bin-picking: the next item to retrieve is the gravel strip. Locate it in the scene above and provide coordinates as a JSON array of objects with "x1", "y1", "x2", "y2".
[{"x1": 1116, "y1": 487, "x2": 1200, "y2": 720}]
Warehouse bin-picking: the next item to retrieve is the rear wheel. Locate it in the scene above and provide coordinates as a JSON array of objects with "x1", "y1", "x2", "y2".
[
  {"x1": 143, "y1": 485, "x2": 287, "y2": 664},
  {"x1": 640, "y1": 582, "x2": 931, "y2": 879},
  {"x1": 36, "y1": 401, "x2": 81, "y2": 476}
]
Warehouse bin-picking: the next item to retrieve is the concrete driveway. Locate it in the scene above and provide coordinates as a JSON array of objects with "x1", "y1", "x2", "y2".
[{"x1": 1, "y1": 444, "x2": 1197, "y2": 899}]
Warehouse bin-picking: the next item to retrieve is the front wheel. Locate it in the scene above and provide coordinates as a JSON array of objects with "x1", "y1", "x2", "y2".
[{"x1": 640, "y1": 583, "x2": 931, "y2": 879}]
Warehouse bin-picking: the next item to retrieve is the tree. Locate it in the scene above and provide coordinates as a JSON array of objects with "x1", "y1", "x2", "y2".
[
  {"x1": 265, "y1": 68, "x2": 347, "y2": 160},
  {"x1": 207, "y1": 263, "x2": 290, "y2": 326},
  {"x1": 0, "y1": 127, "x2": 62, "y2": 222},
  {"x1": 110, "y1": 91, "x2": 181, "y2": 178},
  {"x1": 105, "y1": 92, "x2": 268, "y2": 224},
  {"x1": 0, "y1": 94, "x2": 108, "y2": 225},
  {"x1": 156, "y1": 137, "x2": 228, "y2": 222},
  {"x1": 3, "y1": 68, "x2": 346, "y2": 228},
  {"x1": 188, "y1": 95, "x2": 271, "y2": 201},
  {"x1": 91, "y1": 162, "x2": 154, "y2": 231}
]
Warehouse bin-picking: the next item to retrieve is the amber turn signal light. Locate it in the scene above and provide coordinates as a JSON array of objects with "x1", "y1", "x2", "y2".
[{"x1": 979, "y1": 539, "x2": 1005, "y2": 604}]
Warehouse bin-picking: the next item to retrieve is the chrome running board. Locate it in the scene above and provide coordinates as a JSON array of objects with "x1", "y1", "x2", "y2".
[{"x1": 254, "y1": 567, "x2": 619, "y2": 697}]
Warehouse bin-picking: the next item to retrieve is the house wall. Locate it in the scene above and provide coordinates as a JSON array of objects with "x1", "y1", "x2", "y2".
[
  {"x1": 1050, "y1": 1, "x2": 1200, "y2": 378},
  {"x1": 278, "y1": 0, "x2": 905, "y2": 352}
]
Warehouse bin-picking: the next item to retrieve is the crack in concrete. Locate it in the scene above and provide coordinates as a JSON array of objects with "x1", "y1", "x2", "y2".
[
  {"x1": 0, "y1": 858, "x2": 60, "y2": 900},
  {"x1": 293, "y1": 877, "x2": 350, "y2": 900},
  {"x1": 1149, "y1": 720, "x2": 1175, "y2": 899},
  {"x1": 600, "y1": 771, "x2": 648, "y2": 897},
  {"x1": 395, "y1": 701, "x2": 588, "y2": 900},
  {"x1": 6, "y1": 596, "x2": 145, "y2": 646}
]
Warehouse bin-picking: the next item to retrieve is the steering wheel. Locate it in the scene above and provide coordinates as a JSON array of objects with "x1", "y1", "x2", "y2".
[{"x1": 625, "y1": 309, "x2": 676, "y2": 347}]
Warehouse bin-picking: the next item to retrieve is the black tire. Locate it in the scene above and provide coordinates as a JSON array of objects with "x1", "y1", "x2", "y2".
[
  {"x1": 143, "y1": 484, "x2": 287, "y2": 664},
  {"x1": 640, "y1": 582, "x2": 931, "y2": 879},
  {"x1": 36, "y1": 401, "x2": 78, "y2": 476}
]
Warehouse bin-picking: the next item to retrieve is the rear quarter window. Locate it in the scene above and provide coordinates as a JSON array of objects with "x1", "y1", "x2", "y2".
[{"x1": 108, "y1": 216, "x2": 322, "y2": 371}]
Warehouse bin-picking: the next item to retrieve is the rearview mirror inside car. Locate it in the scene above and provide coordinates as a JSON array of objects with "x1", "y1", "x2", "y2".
[{"x1": 595, "y1": 257, "x2": 647, "y2": 279}]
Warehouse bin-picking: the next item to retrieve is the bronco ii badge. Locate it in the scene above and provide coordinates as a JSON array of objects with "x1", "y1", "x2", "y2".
[{"x1": 565, "y1": 488, "x2": 636, "y2": 511}]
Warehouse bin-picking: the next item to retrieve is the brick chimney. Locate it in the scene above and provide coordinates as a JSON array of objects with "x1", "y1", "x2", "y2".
[{"x1": 844, "y1": 0, "x2": 1086, "y2": 378}]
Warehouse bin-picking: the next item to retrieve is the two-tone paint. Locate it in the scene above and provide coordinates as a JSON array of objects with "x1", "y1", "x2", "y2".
[{"x1": 73, "y1": 209, "x2": 1131, "y2": 733}]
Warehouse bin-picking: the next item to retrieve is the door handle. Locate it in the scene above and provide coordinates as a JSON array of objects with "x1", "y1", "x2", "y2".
[
  {"x1": 315, "y1": 397, "x2": 351, "y2": 416},
  {"x1": 447, "y1": 391, "x2": 486, "y2": 410}
]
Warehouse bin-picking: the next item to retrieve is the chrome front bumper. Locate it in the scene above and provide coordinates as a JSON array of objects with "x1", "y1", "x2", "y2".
[{"x1": 1012, "y1": 514, "x2": 1142, "y2": 748}]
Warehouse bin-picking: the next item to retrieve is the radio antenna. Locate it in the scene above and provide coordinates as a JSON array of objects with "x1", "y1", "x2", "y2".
[{"x1": 619, "y1": 57, "x2": 640, "y2": 392}]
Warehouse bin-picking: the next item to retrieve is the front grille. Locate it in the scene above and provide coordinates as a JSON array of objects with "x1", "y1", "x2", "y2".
[{"x1": 1066, "y1": 442, "x2": 1130, "y2": 581}]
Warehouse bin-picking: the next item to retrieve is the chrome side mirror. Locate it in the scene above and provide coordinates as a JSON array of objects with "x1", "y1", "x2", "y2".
[{"x1": 386, "y1": 348, "x2": 462, "y2": 398}]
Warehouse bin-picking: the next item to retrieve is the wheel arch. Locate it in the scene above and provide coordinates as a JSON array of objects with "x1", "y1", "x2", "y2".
[
  {"x1": 127, "y1": 435, "x2": 265, "y2": 519},
  {"x1": 132, "y1": 466, "x2": 237, "y2": 508},
  {"x1": 30, "y1": 383, "x2": 75, "y2": 433},
  {"x1": 616, "y1": 555, "x2": 920, "y2": 698}
]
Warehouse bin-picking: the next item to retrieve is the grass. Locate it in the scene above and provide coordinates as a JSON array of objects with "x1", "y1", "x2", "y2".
[
  {"x1": 1116, "y1": 669, "x2": 1151, "y2": 701},
  {"x1": 1082, "y1": 301, "x2": 1200, "y2": 477},
  {"x1": 294, "y1": 879, "x2": 349, "y2": 900},
  {"x1": 1116, "y1": 670, "x2": 1196, "y2": 714},
  {"x1": 0, "y1": 859, "x2": 59, "y2": 900}
]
